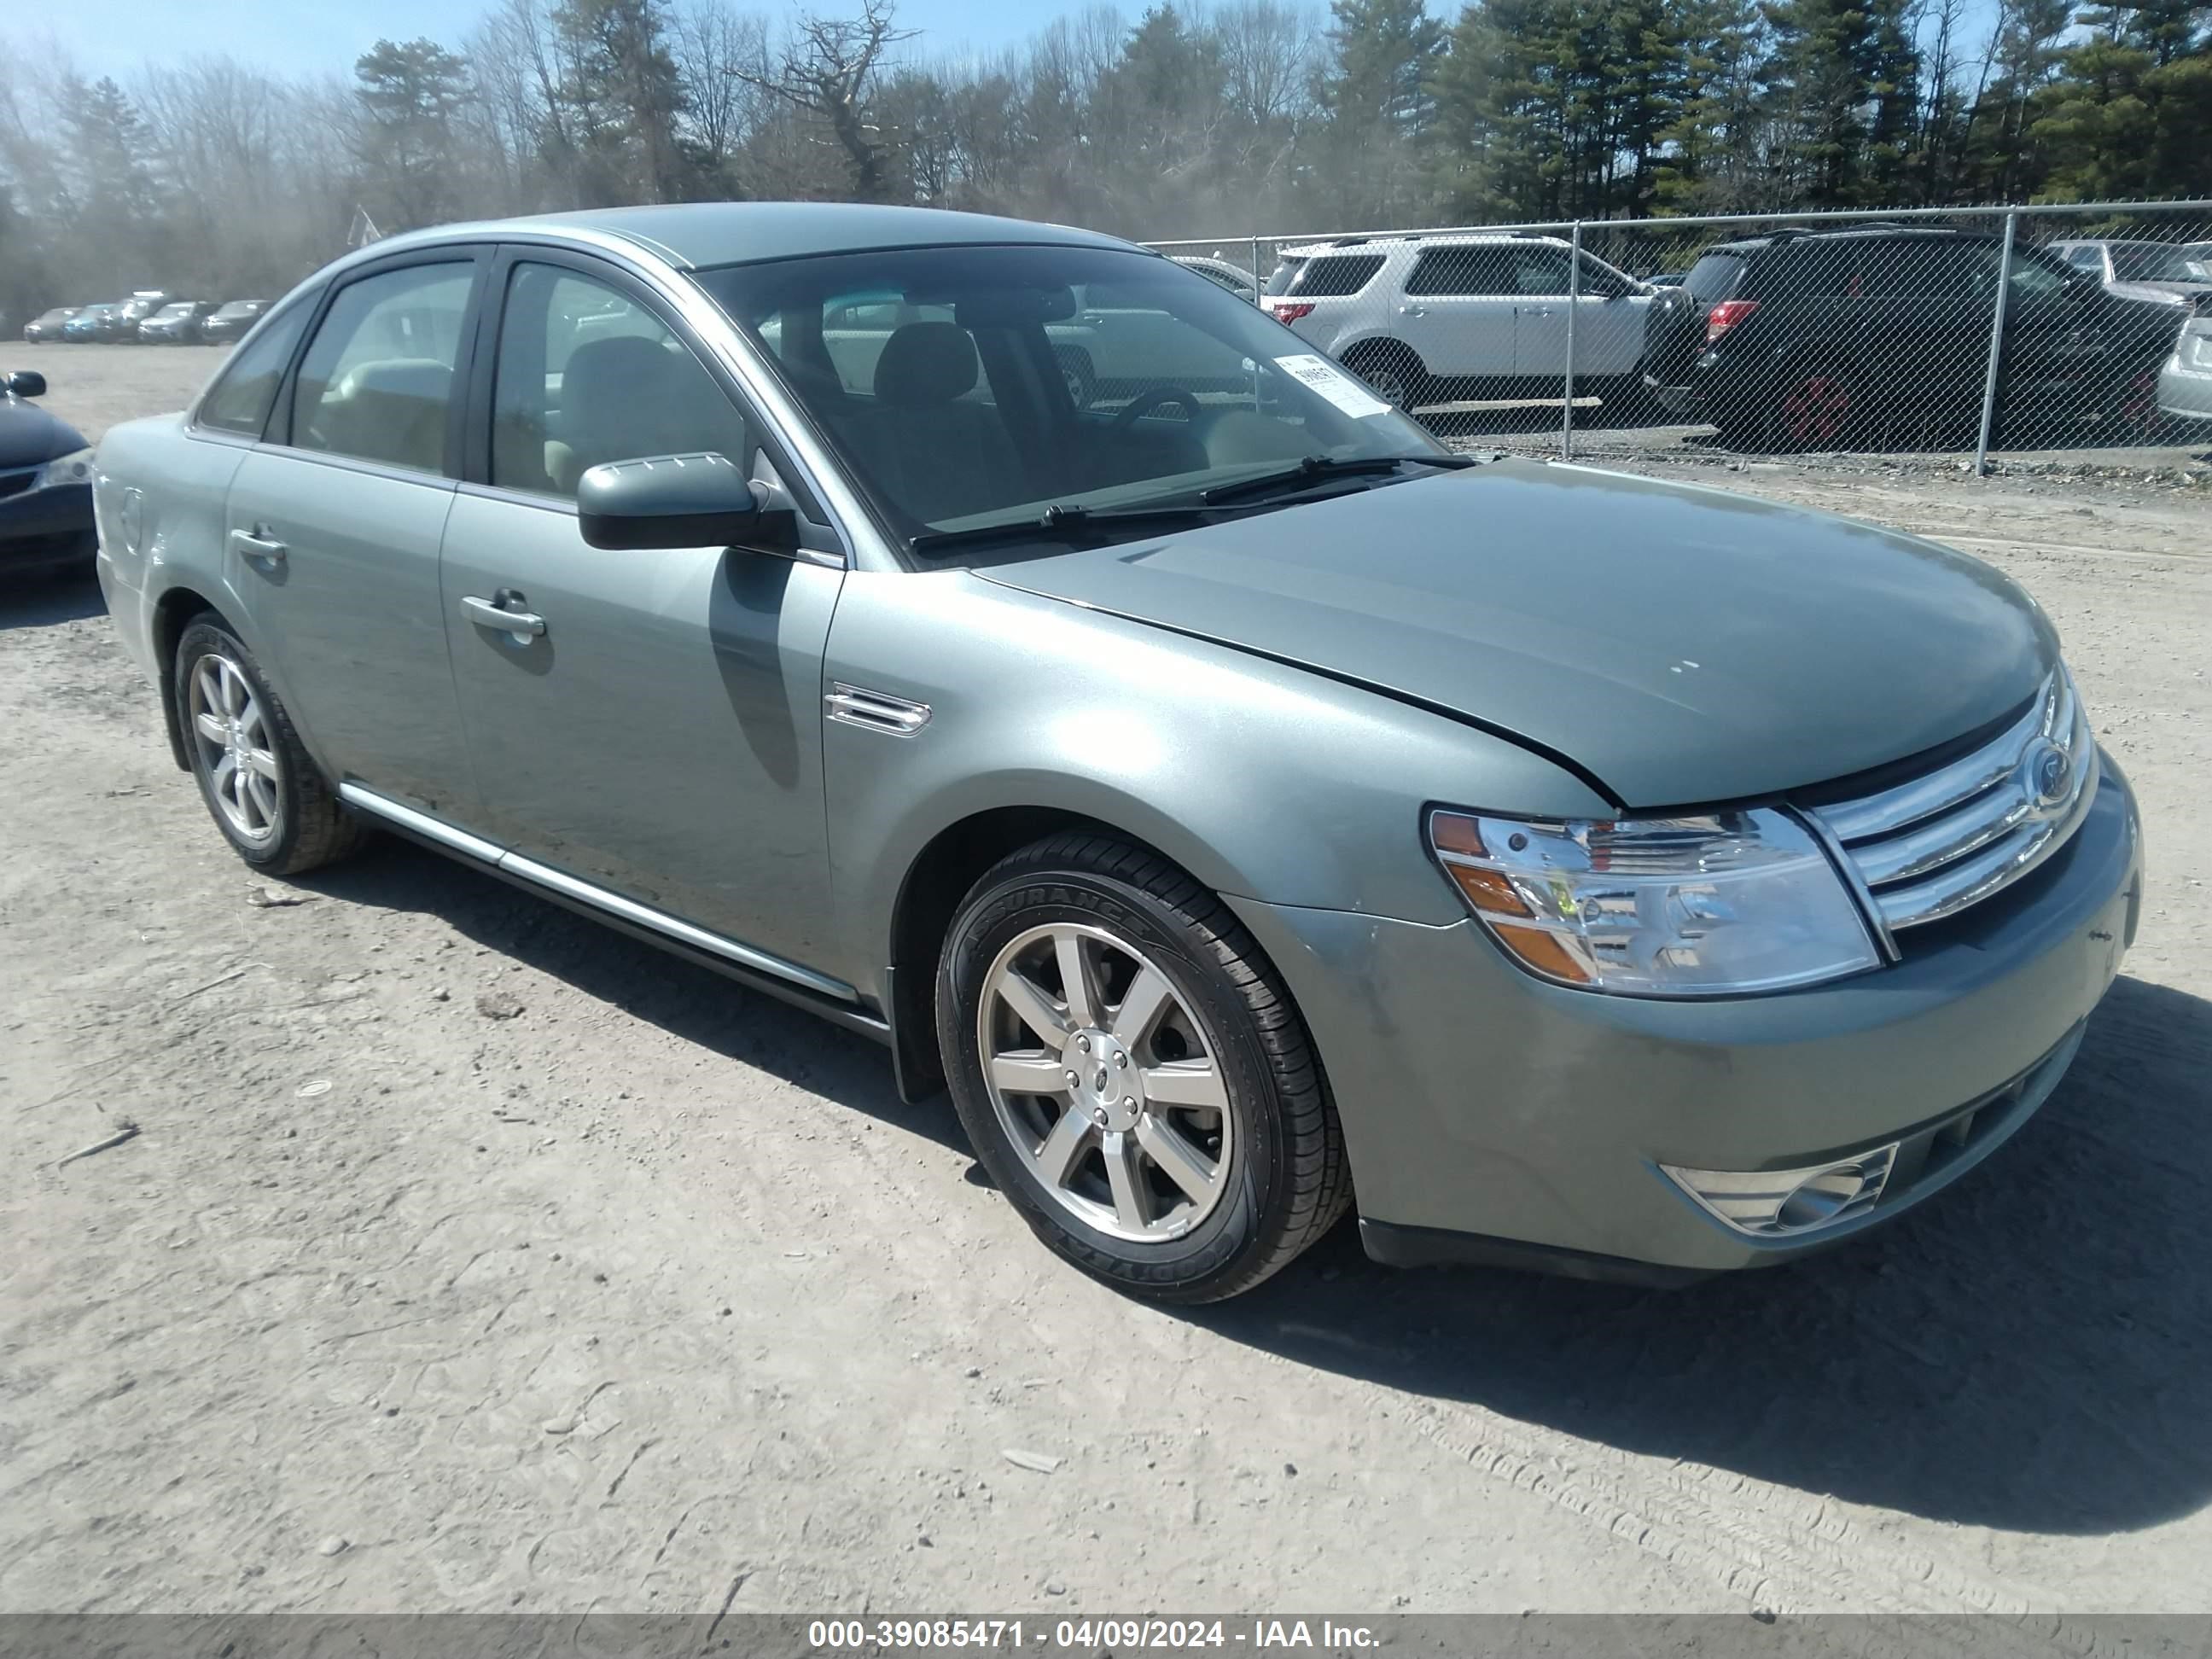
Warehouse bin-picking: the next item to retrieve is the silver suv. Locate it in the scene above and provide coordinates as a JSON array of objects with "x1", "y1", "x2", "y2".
[{"x1": 1261, "y1": 233, "x2": 1652, "y2": 410}]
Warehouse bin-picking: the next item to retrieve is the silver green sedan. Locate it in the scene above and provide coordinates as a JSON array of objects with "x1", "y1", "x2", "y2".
[{"x1": 93, "y1": 204, "x2": 2144, "y2": 1302}]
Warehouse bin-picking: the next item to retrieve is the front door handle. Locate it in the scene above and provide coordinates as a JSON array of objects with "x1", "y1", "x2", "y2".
[
  {"x1": 229, "y1": 526, "x2": 287, "y2": 563},
  {"x1": 462, "y1": 592, "x2": 547, "y2": 639},
  {"x1": 1399, "y1": 305, "x2": 1427, "y2": 317},
  {"x1": 1522, "y1": 306, "x2": 1554, "y2": 318}
]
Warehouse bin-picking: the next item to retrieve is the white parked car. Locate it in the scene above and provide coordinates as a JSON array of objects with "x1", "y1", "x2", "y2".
[
  {"x1": 1259, "y1": 234, "x2": 1653, "y2": 410},
  {"x1": 2158, "y1": 307, "x2": 2212, "y2": 424},
  {"x1": 1168, "y1": 255, "x2": 1259, "y2": 300},
  {"x1": 2047, "y1": 239, "x2": 2212, "y2": 310}
]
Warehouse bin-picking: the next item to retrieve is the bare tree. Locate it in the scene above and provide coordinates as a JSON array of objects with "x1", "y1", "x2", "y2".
[
  {"x1": 672, "y1": 0, "x2": 773, "y2": 193},
  {"x1": 735, "y1": 0, "x2": 913, "y2": 201}
]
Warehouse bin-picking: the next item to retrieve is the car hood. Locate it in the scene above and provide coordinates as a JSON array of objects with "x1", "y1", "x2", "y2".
[
  {"x1": 0, "y1": 399, "x2": 85, "y2": 469},
  {"x1": 976, "y1": 459, "x2": 2056, "y2": 808}
]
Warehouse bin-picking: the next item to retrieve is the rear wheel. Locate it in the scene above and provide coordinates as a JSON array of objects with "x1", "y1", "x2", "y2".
[
  {"x1": 937, "y1": 833, "x2": 1350, "y2": 1303},
  {"x1": 175, "y1": 616, "x2": 366, "y2": 876},
  {"x1": 1767, "y1": 364, "x2": 1859, "y2": 452},
  {"x1": 1342, "y1": 341, "x2": 1427, "y2": 411}
]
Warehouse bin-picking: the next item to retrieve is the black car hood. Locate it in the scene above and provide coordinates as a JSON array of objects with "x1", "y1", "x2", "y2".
[
  {"x1": 977, "y1": 459, "x2": 2056, "y2": 808},
  {"x1": 0, "y1": 398, "x2": 85, "y2": 469}
]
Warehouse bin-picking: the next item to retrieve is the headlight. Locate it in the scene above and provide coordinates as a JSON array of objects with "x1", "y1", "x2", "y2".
[
  {"x1": 33, "y1": 448, "x2": 95, "y2": 490},
  {"x1": 1427, "y1": 806, "x2": 1880, "y2": 997}
]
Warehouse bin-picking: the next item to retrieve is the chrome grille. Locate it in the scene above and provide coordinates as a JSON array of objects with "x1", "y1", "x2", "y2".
[{"x1": 1809, "y1": 667, "x2": 2098, "y2": 935}]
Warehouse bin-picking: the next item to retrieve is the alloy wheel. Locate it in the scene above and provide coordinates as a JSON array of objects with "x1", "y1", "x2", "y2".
[
  {"x1": 1360, "y1": 362, "x2": 1412, "y2": 407},
  {"x1": 188, "y1": 651, "x2": 281, "y2": 845},
  {"x1": 1778, "y1": 373, "x2": 1851, "y2": 447},
  {"x1": 976, "y1": 923, "x2": 1232, "y2": 1243}
]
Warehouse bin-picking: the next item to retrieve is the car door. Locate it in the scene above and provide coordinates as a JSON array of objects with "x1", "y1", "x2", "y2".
[
  {"x1": 226, "y1": 248, "x2": 486, "y2": 820},
  {"x1": 1501, "y1": 243, "x2": 1583, "y2": 378},
  {"x1": 1558, "y1": 251, "x2": 1647, "y2": 377},
  {"x1": 439, "y1": 249, "x2": 846, "y2": 968},
  {"x1": 1394, "y1": 245, "x2": 1518, "y2": 377}
]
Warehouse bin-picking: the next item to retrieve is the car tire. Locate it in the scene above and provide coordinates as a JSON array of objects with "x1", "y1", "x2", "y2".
[
  {"x1": 937, "y1": 831, "x2": 1351, "y2": 1303},
  {"x1": 1342, "y1": 341, "x2": 1427, "y2": 411},
  {"x1": 174, "y1": 615, "x2": 367, "y2": 876},
  {"x1": 1765, "y1": 362, "x2": 1860, "y2": 452}
]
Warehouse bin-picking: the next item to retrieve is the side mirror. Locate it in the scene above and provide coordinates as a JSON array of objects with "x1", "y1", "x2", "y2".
[
  {"x1": 5, "y1": 370, "x2": 46, "y2": 398},
  {"x1": 576, "y1": 451, "x2": 797, "y2": 553}
]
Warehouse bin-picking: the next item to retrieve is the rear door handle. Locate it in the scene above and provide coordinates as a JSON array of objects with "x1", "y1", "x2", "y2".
[
  {"x1": 462, "y1": 593, "x2": 547, "y2": 638},
  {"x1": 228, "y1": 526, "x2": 287, "y2": 563},
  {"x1": 1399, "y1": 305, "x2": 1427, "y2": 317}
]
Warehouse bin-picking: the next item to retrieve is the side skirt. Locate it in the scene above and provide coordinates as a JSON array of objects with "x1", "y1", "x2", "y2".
[{"x1": 337, "y1": 783, "x2": 892, "y2": 1046}]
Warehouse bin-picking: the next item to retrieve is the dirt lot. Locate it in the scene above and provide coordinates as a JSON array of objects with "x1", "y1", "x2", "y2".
[{"x1": 4, "y1": 345, "x2": 2212, "y2": 1619}]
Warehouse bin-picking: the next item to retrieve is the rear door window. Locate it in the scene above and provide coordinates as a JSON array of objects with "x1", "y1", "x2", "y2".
[
  {"x1": 1405, "y1": 245, "x2": 1516, "y2": 296},
  {"x1": 288, "y1": 262, "x2": 475, "y2": 475}
]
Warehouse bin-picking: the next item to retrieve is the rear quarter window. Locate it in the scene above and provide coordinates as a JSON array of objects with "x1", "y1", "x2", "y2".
[
  {"x1": 1281, "y1": 253, "x2": 1385, "y2": 298},
  {"x1": 194, "y1": 299, "x2": 313, "y2": 439},
  {"x1": 1685, "y1": 254, "x2": 1747, "y2": 302}
]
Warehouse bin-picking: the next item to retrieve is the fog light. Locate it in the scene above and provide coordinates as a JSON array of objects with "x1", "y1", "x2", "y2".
[{"x1": 1661, "y1": 1144, "x2": 1897, "y2": 1238}]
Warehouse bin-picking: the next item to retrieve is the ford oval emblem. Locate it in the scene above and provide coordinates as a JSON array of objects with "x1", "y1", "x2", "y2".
[{"x1": 2019, "y1": 738, "x2": 2073, "y2": 813}]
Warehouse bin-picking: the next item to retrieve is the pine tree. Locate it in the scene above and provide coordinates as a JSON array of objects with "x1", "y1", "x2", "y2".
[{"x1": 353, "y1": 40, "x2": 474, "y2": 231}]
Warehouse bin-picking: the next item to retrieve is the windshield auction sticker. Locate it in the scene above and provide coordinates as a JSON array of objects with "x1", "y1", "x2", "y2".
[{"x1": 1273, "y1": 353, "x2": 1394, "y2": 418}]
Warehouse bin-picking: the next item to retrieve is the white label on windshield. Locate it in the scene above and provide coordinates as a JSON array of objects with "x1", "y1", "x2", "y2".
[{"x1": 1273, "y1": 353, "x2": 1394, "y2": 418}]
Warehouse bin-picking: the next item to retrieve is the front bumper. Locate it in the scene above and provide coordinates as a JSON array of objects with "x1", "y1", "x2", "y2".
[
  {"x1": 1643, "y1": 375, "x2": 1702, "y2": 418},
  {"x1": 0, "y1": 480, "x2": 96, "y2": 566},
  {"x1": 1230, "y1": 755, "x2": 2143, "y2": 1278}
]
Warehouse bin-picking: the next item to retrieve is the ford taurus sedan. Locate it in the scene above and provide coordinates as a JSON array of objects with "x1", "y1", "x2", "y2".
[{"x1": 93, "y1": 204, "x2": 2144, "y2": 1303}]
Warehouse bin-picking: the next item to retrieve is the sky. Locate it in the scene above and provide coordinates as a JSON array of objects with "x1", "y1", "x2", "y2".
[{"x1": 29, "y1": 0, "x2": 1050, "y2": 86}]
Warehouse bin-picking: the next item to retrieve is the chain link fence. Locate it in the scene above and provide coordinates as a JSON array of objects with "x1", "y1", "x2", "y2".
[{"x1": 1148, "y1": 202, "x2": 2212, "y2": 470}]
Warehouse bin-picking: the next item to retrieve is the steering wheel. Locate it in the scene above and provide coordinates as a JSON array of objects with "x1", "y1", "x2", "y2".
[{"x1": 1109, "y1": 386, "x2": 1203, "y2": 429}]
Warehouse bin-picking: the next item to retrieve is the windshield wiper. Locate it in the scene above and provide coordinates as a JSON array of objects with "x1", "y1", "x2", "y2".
[
  {"x1": 1197, "y1": 451, "x2": 1476, "y2": 507},
  {"x1": 909, "y1": 503, "x2": 1221, "y2": 557}
]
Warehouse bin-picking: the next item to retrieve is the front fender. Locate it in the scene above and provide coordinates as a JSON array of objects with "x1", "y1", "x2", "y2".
[{"x1": 819, "y1": 568, "x2": 1614, "y2": 1001}]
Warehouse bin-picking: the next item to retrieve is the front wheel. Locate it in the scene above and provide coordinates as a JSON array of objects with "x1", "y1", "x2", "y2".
[{"x1": 937, "y1": 833, "x2": 1350, "y2": 1303}]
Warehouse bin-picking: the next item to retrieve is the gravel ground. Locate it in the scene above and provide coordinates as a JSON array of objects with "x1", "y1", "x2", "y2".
[{"x1": 4, "y1": 346, "x2": 2211, "y2": 1620}]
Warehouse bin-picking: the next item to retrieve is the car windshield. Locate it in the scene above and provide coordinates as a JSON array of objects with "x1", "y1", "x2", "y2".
[
  {"x1": 2109, "y1": 242, "x2": 2204, "y2": 282},
  {"x1": 698, "y1": 243, "x2": 1452, "y2": 555},
  {"x1": 216, "y1": 302, "x2": 259, "y2": 317},
  {"x1": 156, "y1": 304, "x2": 192, "y2": 319}
]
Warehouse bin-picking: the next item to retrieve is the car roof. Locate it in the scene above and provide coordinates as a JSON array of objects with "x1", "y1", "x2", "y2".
[
  {"x1": 1280, "y1": 232, "x2": 1563, "y2": 257},
  {"x1": 1702, "y1": 224, "x2": 1993, "y2": 257},
  {"x1": 364, "y1": 202, "x2": 1141, "y2": 272}
]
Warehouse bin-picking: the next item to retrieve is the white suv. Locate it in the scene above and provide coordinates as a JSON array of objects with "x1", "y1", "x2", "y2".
[{"x1": 1260, "y1": 234, "x2": 1653, "y2": 410}]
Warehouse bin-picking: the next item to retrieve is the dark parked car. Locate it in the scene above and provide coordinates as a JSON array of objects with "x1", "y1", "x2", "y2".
[
  {"x1": 61, "y1": 304, "x2": 119, "y2": 342},
  {"x1": 1643, "y1": 226, "x2": 2185, "y2": 450},
  {"x1": 200, "y1": 300, "x2": 271, "y2": 344},
  {"x1": 0, "y1": 370, "x2": 96, "y2": 573},
  {"x1": 139, "y1": 300, "x2": 220, "y2": 343},
  {"x1": 68, "y1": 293, "x2": 170, "y2": 342},
  {"x1": 24, "y1": 307, "x2": 80, "y2": 344}
]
